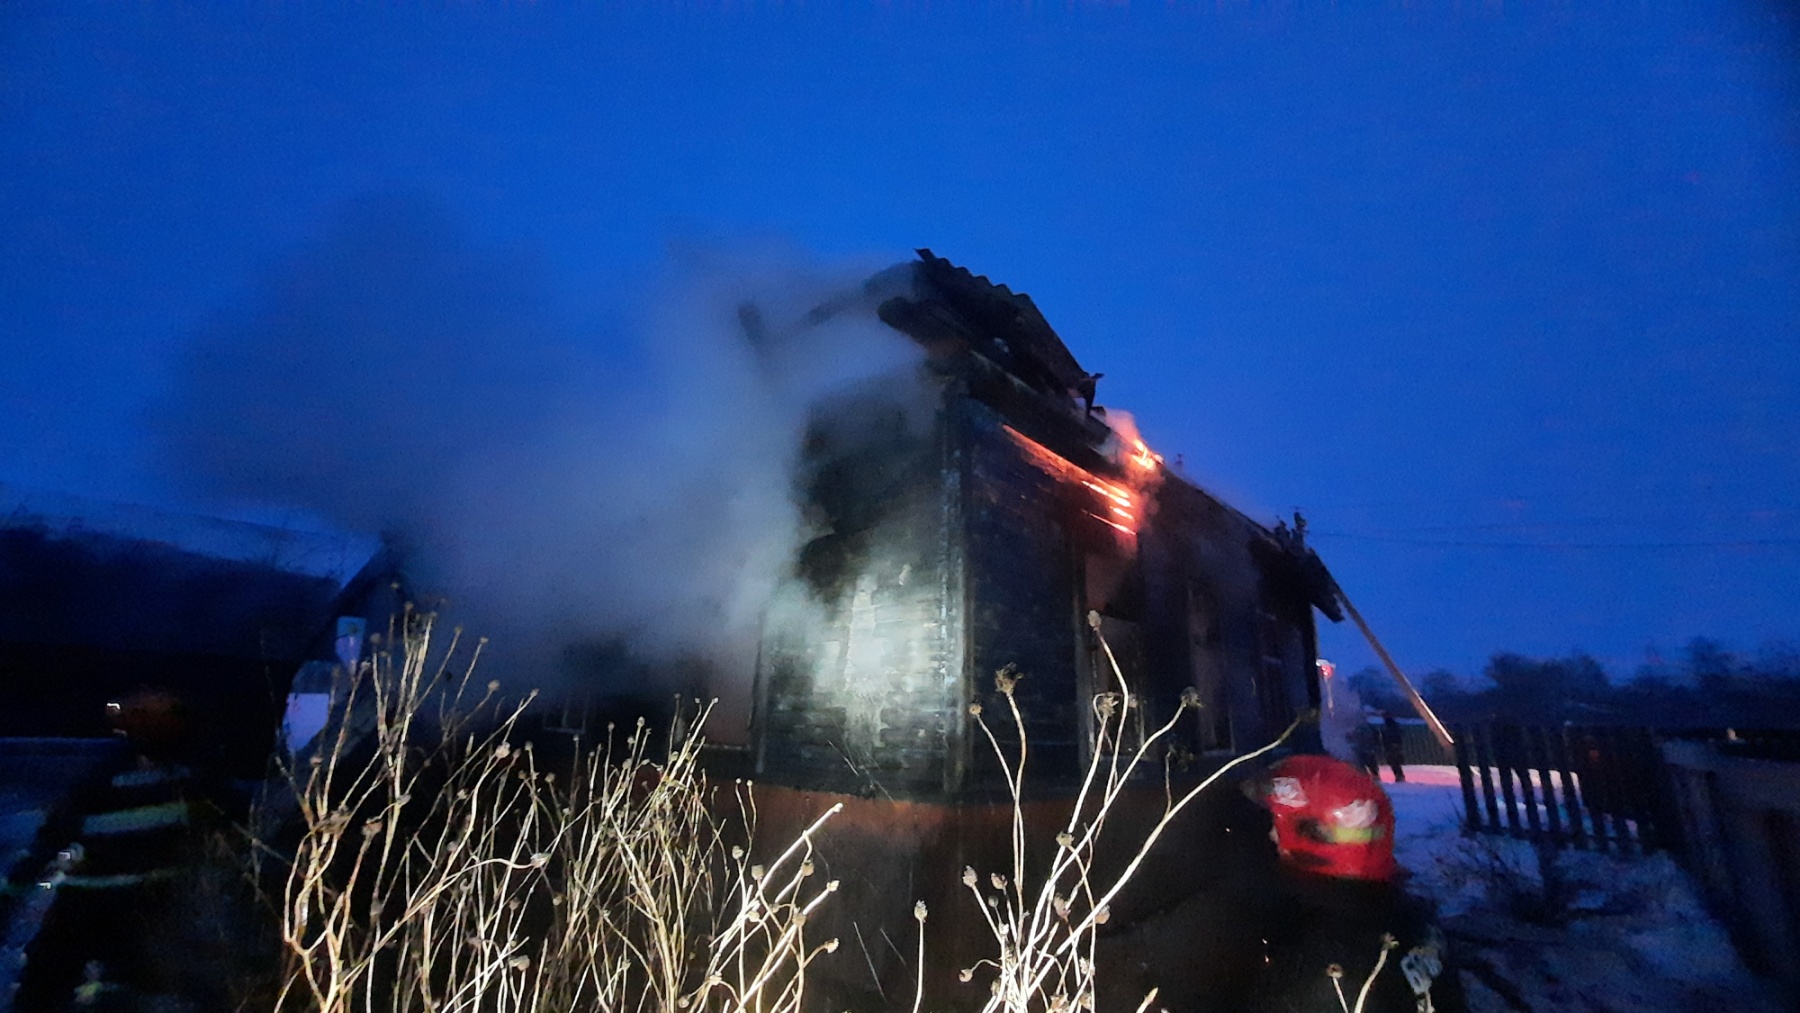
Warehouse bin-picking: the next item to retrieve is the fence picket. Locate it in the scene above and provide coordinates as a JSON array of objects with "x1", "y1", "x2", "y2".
[
  {"x1": 1610, "y1": 727, "x2": 1653, "y2": 854},
  {"x1": 1510, "y1": 725, "x2": 1544, "y2": 839},
  {"x1": 1474, "y1": 726, "x2": 1502, "y2": 833},
  {"x1": 1570, "y1": 726, "x2": 1616, "y2": 853},
  {"x1": 1529, "y1": 725, "x2": 1565, "y2": 846},
  {"x1": 1612, "y1": 728, "x2": 1644, "y2": 853},
  {"x1": 1493, "y1": 724, "x2": 1524, "y2": 838},
  {"x1": 1550, "y1": 725, "x2": 1589, "y2": 851},
  {"x1": 1454, "y1": 727, "x2": 1482, "y2": 833},
  {"x1": 1449, "y1": 722, "x2": 1674, "y2": 857}
]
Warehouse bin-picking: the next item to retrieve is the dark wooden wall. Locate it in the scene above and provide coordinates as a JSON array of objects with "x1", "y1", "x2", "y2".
[
  {"x1": 754, "y1": 366, "x2": 1324, "y2": 801},
  {"x1": 756, "y1": 386, "x2": 965, "y2": 798}
]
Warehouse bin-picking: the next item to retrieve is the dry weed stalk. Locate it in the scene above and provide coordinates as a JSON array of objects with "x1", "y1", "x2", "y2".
[
  {"x1": 1327, "y1": 934, "x2": 1400, "y2": 1013},
  {"x1": 272, "y1": 608, "x2": 841, "y2": 1013},
  {"x1": 954, "y1": 611, "x2": 1301, "y2": 1013}
]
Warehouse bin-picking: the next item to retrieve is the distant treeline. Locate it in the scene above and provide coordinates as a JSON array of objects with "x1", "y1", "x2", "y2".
[{"x1": 1348, "y1": 637, "x2": 1800, "y2": 729}]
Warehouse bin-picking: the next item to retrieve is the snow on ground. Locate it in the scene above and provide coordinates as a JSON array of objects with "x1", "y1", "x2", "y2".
[{"x1": 1383, "y1": 765, "x2": 1786, "y2": 1012}]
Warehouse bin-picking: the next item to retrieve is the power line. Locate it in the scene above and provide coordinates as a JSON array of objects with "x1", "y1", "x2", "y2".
[{"x1": 1309, "y1": 531, "x2": 1800, "y2": 550}]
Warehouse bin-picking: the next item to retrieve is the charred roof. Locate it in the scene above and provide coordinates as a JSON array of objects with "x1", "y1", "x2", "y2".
[
  {"x1": 867, "y1": 251, "x2": 1344, "y2": 623},
  {"x1": 876, "y1": 249, "x2": 1097, "y2": 406}
]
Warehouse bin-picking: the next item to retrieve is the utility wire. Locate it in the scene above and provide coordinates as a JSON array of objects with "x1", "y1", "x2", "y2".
[{"x1": 1310, "y1": 531, "x2": 1800, "y2": 550}]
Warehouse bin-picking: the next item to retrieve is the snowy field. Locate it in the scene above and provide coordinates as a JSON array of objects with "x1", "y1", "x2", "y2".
[{"x1": 1382, "y1": 766, "x2": 1787, "y2": 1011}]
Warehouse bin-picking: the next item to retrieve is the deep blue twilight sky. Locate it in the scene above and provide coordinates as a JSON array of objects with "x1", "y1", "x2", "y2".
[{"x1": 3, "y1": 3, "x2": 1797, "y2": 685}]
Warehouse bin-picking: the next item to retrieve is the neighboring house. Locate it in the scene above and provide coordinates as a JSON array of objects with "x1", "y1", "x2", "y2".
[
  {"x1": 752, "y1": 250, "x2": 1343, "y2": 802},
  {"x1": 0, "y1": 484, "x2": 391, "y2": 773},
  {"x1": 0, "y1": 488, "x2": 394, "y2": 1006}
]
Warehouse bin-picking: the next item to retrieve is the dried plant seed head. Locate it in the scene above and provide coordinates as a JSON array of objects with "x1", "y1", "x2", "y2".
[
  {"x1": 529, "y1": 852, "x2": 549, "y2": 868},
  {"x1": 1053, "y1": 896, "x2": 1071, "y2": 920},
  {"x1": 509, "y1": 955, "x2": 530, "y2": 971},
  {"x1": 750, "y1": 865, "x2": 765, "y2": 881},
  {"x1": 1381, "y1": 932, "x2": 1399, "y2": 951},
  {"x1": 914, "y1": 901, "x2": 928, "y2": 922},
  {"x1": 969, "y1": 703, "x2": 983, "y2": 716},
  {"x1": 495, "y1": 742, "x2": 512, "y2": 760},
  {"x1": 986, "y1": 895, "x2": 999, "y2": 909},
  {"x1": 962, "y1": 866, "x2": 978, "y2": 887},
  {"x1": 958, "y1": 969, "x2": 974, "y2": 983},
  {"x1": 824, "y1": 938, "x2": 840, "y2": 953},
  {"x1": 826, "y1": 879, "x2": 839, "y2": 892},
  {"x1": 1094, "y1": 906, "x2": 1110, "y2": 925},
  {"x1": 994, "y1": 664, "x2": 1018, "y2": 695},
  {"x1": 731, "y1": 846, "x2": 745, "y2": 860},
  {"x1": 990, "y1": 872, "x2": 1006, "y2": 890},
  {"x1": 1055, "y1": 832, "x2": 1074, "y2": 849},
  {"x1": 800, "y1": 860, "x2": 814, "y2": 878},
  {"x1": 1179, "y1": 686, "x2": 1202, "y2": 709},
  {"x1": 1326, "y1": 964, "x2": 1344, "y2": 980},
  {"x1": 487, "y1": 680, "x2": 500, "y2": 693}
]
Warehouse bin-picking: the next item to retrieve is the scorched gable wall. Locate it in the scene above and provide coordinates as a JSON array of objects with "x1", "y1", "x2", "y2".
[{"x1": 755, "y1": 384, "x2": 963, "y2": 798}]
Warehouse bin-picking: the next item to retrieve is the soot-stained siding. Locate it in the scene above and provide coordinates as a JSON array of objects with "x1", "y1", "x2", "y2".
[
  {"x1": 752, "y1": 380, "x2": 1329, "y2": 800},
  {"x1": 962, "y1": 399, "x2": 1085, "y2": 789},
  {"x1": 755, "y1": 395, "x2": 965, "y2": 798},
  {"x1": 1145, "y1": 480, "x2": 1329, "y2": 753}
]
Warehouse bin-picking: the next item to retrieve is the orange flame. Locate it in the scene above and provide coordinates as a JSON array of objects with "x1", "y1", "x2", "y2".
[{"x1": 1130, "y1": 438, "x2": 1164, "y2": 471}]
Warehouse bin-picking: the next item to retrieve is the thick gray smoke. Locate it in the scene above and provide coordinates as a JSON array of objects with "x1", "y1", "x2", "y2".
[{"x1": 158, "y1": 196, "x2": 927, "y2": 724}]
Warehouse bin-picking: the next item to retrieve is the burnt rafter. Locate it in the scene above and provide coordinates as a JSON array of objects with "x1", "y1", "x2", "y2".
[{"x1": 879, "y1": 249, "x2": 1098, "y2": 405}]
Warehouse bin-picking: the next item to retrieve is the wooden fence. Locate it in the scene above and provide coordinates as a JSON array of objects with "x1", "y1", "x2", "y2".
[
  {"x1": 1661, "y1": 738, "x2": 1800, "y2": 996},
  {"x1": 1451, "y1": 724, "x2": 1676, "y2": 855}
]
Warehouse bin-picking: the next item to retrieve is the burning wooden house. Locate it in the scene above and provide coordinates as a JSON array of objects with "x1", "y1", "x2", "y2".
[
  {"x1": 752, "y1": 250, "x2": 1343, "y2": 800},
  {"x1": 738, "y1": 251, "x2": 1351, "y2": 1007}
]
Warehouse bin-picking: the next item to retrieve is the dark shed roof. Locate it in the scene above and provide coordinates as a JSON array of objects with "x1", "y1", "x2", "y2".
[
  {"x1": 0, "y1": 484, "x2": 385, "y2": 661},
  {"x1": 879, "y1": 249, "x2": 1094, "y2": 402}
]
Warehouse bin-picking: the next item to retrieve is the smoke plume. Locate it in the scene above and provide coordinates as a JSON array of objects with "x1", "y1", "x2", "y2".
[{"x1": 158, "y1": 195, "x2": 927, "y2": 722}]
